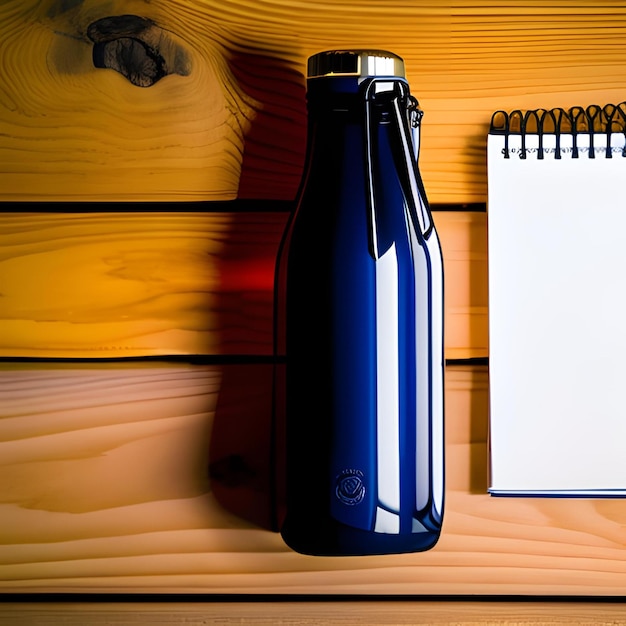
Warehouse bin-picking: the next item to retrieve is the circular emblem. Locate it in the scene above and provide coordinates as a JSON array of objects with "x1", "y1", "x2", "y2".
[{"x1": 335, "y1": 469, "x2": 365, "y2": 505}]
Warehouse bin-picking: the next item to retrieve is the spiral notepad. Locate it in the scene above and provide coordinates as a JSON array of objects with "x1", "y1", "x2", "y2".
[{"x1": 487, "y1": 103, "x2": 626, "y2": 496}]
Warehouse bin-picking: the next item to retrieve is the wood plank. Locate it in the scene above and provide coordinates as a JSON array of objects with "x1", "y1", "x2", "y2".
[
  {"x1": 2, "y1": 1, "x2": 626, "y2": 204},
  {"x1": 3, "y1": 601, "x2": 626, "y2": 625},
  {"x1": 0, "y1": 211, "x2": 487, "y2": 359},
  {"x1": 3, "y1": 362, "x2": 626, "y2": 595}
]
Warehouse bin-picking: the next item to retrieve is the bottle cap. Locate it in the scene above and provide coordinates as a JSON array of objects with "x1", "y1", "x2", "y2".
[{"x1": 307, "y1": 50, "x2": 405, "y2": 80}]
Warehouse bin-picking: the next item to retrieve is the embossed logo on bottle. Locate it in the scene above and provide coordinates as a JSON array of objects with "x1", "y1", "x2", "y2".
[{"x1": 335, "y1": 469, "x2": 365, "y2": 505}]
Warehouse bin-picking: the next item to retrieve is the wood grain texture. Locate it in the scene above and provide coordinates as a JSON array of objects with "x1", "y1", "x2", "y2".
[
  {"x1": 2, "y1": 1, "x2": 626, "y2": 203},
  {"x1": 0, "y1": 210, "x2": 487, "y2": 359},
  {"x1": 3, "y1": 363, "x2": 626, "y2": 596},
  {"x1": 3, "y1": 601, "x2": 626, "y2": 625}
]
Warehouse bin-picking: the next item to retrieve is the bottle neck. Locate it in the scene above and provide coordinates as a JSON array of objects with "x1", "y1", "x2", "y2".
[{"x1": 303, "y1": 77, "x2": 432, "y2": 244}]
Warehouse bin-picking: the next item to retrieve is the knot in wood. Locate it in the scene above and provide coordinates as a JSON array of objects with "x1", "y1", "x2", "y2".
[{"x1": 87, "y1": 15, "x2": 186, "y2": 88}]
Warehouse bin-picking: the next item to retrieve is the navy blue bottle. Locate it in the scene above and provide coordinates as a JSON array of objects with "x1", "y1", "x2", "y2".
[{"x1": 275, "y1": 50, "x2": 444, "y2": 556}]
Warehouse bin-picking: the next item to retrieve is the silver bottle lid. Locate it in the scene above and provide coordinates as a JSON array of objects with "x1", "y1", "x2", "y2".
[{"x1": 307, "y1": 50, "x2": 405, "y2": 80}]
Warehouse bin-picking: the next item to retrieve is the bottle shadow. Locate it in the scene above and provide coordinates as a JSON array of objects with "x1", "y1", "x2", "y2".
[
  {"x1": 209, "y1": 362, "x2": 282, "y2": 531},
  {"x1": 206, "y1": 51, "x2": 305, "y2": 532},
  {"x1": 230, "y1": 51, "x2": 307, "y2": 201}
]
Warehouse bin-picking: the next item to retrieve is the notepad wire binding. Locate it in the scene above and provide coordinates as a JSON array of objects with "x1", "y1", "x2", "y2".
[{"x1": 490, "y1": 102, "x2": 626, "y2": 160}]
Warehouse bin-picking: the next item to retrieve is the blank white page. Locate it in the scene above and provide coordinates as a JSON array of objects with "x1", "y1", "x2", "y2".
[{"x1": 488, "y1": 125, "x2": 626, "y2": 495}]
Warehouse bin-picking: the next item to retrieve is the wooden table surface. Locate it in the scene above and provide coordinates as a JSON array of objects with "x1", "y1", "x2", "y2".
[{"x1": 3, "y1": 0, "x2": 626, "y2": 608}]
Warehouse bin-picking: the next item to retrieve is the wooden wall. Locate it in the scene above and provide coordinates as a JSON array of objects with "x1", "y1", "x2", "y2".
[{"x1": 2, "y1": 0, "x2": 626, "y2": 600}]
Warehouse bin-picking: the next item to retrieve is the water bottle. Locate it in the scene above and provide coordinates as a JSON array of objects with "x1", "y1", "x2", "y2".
[{"x1": 275, "y1": 50, "x2": 444, "y2": 556}]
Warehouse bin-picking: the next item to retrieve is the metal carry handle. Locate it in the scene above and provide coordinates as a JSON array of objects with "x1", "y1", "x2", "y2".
[{"x1": 364, "y1": 79, "x2": 433, "y2": 260}]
